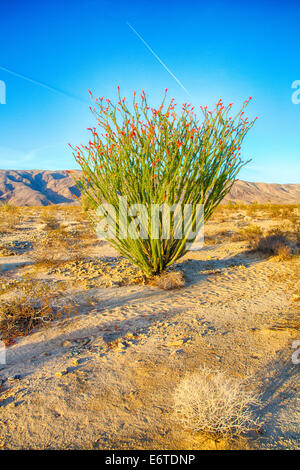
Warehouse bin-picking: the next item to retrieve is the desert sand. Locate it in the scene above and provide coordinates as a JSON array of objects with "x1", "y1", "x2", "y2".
[{"x1": 0, "y1": 203, "x2": 299, "y2": 450}]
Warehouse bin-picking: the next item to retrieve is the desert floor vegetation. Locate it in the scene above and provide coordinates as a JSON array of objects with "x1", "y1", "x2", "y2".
[
  {"x1": 72, "y1": 91, "x2": 257, "y2": 277},
  {"x1": 0, "y1": 203, "x2": 22, "y2": 234},
  {"x1": 0, "y1": 203, "x2": 299, "y2": 450},
  {"x1": 173, "y1": 367, "x2": 261, "y2": 444}
]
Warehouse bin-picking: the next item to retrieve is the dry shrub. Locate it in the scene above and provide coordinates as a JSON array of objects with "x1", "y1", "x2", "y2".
[
  {"x1": 0, "y1": 281, "x2": 74, "y2": 342},
  {"x1": 245, "y1": 202, "x2": 259, "y2": 217},
  {"x1": 81, "y1": 194, "x2": 95, "y2": 212},
  {"x1": 276, "y1": 244, "x2": 293, "y2": 261},
  {"x1": 214, "y1": 203, "x2": 300, "y2": 222},
  {"x1": 31, "y1": 226, "x2": 83, "y2": 265},
  {"x1": 39, "y1": 207, "x2": 60, "y2": 230},
  {"x1": 0, "y1": 272, "x2": 18, "y2": 295},
  {"x1": 60, "y1": 205, "x2": 89, "y2": 223},
  {"x1": 278, "y1": 207, "x2": 293, "y2": 221},
  {"x1": 173, "y1": 367, "x2": 261, "y2": 440},
  {"x1": 0, "y1": 203, "x2": 21, "y2": 233},
  {"x1": 0, "y1": 244, "x2": 16, "y2": 256},
  {"x1": 41, "y1": 215, "x2": 60, "y2": 231},
  {"x1": 151, "y1": 271, "x2": 185, "y2": 290},
  {"x1": 0, "y1": 241, "x2": 31, "y2": 257},
  {"x1": 253, "y1": 233, "x2": 291, "y2": 256},
  {"x1": 294, "y1": 223, "x2": 300, "y2": 246},
  {"x1": 205, "y1": 230, "x2": 235, "y2": 245},
  {"x1": 234, "y1": 224, "x2": 263, "y2": 244}
]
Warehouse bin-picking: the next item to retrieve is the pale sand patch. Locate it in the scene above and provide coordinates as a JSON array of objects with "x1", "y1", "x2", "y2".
[{"x1": 0, "y1": 210, "x2": 299, "y2": 449}]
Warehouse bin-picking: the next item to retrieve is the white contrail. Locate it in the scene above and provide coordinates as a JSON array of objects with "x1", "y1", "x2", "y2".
[
  {"x1": 127, "y1": 22, "x2": 191, "y2": 97},
  {"x1": 0, "y1": 65, "x2": 89, "y2": 104}
]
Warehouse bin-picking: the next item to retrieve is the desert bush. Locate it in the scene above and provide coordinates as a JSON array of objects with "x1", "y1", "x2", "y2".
[
  {"x1": 0, "y1": 203, "x2": 21, "y2": 233},
  {"x1": 71, "y1": 89, "x2": 256, "y2": 276},
  {"x1": 173, "y1": 367, "x2": 261, "y2": 439},
  {"x1": 262, "y1": 203, "x2": 300, "y2": 220},
  {"x1": 278, "y1": 207, "x2": 292, "y2": 220},
  {"x1": 81, "y1": 194, "x2": 95, "y2": 212},
  {"x1": 151, "y1": 270, "x2": 185, "y2": 290},
  {"x1": 226, "y1": 200, "x2": 235, "y2": 209},
  {"x1": 276, "y1": 244, "x2": 293, "y2": 261},
  {"x1": 265, "y1": 204, "x2": 280, "y2": 219},
  {"x1": 214, "y1": 203, "x2": 300, "y2": 222},
  {"x1": 39, "y1": 206, "x2": 61, "y2": 230},
  {"x1": 295, "y1": 224, "x2": 300, "y2": 247},
  {"x1": 205, "y1": 230, "x2": 236, "y2": 245},
  {"x1": 253, "y1": 233, "x2": 291, "y2": 256},
  {"x1": 0, "y1": 281, "x2": 74, "y2": 342},
  {"x1": 40, "y1": 216, "x2": 60, "y2": 231},
  {"x1": 245, "y1": 201, "x2": 259, "y2": 217},
  {"x1": 234, "y1": 224, "x2": 263, "y2": 244},
  {"x1": 31, "y1": 226, "x2": 83, "y2": 265},
  {"x1": 0, "y1": 202, "x2": 16, "y2": 213}
]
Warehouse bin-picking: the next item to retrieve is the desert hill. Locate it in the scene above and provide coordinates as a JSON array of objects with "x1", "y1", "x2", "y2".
[{"x1": 0, "y1": 169, "x2": 299, "y2": 206}]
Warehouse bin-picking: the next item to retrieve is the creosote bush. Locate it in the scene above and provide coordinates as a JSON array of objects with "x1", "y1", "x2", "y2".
[
  {"x1": 70, "y1": 89, "x2": 256, "y2": 276},
  {"x1": 173, "y1": 367, "x2": 261, "y2": 440}
]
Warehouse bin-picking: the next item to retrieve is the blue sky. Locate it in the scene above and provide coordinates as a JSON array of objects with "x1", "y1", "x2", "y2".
[{"x1": 0, "y1": 0, "x2": 299, "y2": 183}]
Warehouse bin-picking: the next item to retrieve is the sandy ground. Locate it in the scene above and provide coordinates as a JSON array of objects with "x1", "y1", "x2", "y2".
[{"x1": 0, "y1": 209, "x2": 299, "y2": 450}]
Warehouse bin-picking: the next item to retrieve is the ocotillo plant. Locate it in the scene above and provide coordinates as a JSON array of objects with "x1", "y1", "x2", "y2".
[{"x1": 70, "y1": 89, "x2": 256, "y2": 276}]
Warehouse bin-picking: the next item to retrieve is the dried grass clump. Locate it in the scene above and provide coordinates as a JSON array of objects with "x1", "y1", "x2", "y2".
[
  {"x1": 31, "y1": 226, "x2": 82, "y2": 265},
  {"x1": 39, "y1": 207, "x2": 61, "y2": 230},
  {"x1": 151, "y1": 271, "x2": 185, "y2": 290},
  {"x1": 81, "y1": 194, "x2": 95, "y2": 212},
  {"x1": 0, "y1": 244, "x2": 16, "y2": 256},
  {"x1": 236, "y1": 224, "x2": 263, "y2": 243},
  {"x1": 245, "y1": 202, "x2": 259, "y2": 217},
  {"x1": 254, "y1": 233, "x2": 291, "y2": 256},
  {"x1": 0, "y1": 203, "x2": 21, "y2": 233},
  {"x1": 0, "y1": 281, "x2": 74, "y2": 343},
  {"x1": 276, "y1": 244, "x2": 293, "y2": 261},
  {"x1": 205, "y1": 230, "x2": 235, "y2": 245},
  {"x1": 173, "y1": 368, "x2": 261, "y2": 439}
]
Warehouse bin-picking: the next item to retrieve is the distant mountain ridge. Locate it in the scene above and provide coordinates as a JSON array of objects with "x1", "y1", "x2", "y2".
[
  {"x1": 0, "y1": 169, "x2": 299, "y2": 206},
  {"x1": 0, "y1": 170, "x2": 81, "y2": 206}
]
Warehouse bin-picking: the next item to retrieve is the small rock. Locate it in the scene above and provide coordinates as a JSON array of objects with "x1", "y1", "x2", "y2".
[
  {"x1": 115, "y1": 342, "x2": 126, "y2": 352},
  {"x1": 62, "y1": 340, "x2": 73, "y2": 348},
  {"x1": 8, "y1": 375, "x2": 21, "y2": 381},
  {"x1": 166, "y1": 340, "x2": 184, "y2": 347},
  {"x1": 55, "y1": 371, "x2": 67, "y2": 377},
  {"x1": 92, "y1": 337, "x2": 104, "y2": 347},
  {"x1": 176, "y1": 349, "x2": 185, "y2": 355}
]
